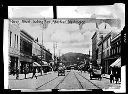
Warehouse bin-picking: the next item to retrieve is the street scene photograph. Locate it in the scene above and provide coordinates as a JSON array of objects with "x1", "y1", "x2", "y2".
[{"x1": 5, "y1": 5, "x2": 125, "y2": 92}]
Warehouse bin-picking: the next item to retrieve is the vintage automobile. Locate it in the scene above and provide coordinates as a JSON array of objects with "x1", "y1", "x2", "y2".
[
  {"x1": 58, "y1": 67, "x2": 65, "y2": 76},
  {"x1": 66, "y1": 66, "x2": 71, "y2": 72},
  {"x1": 90, "y1": 69, "x2": 102, "y2": 80}
]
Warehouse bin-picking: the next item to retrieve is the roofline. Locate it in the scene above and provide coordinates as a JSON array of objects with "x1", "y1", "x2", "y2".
[
  {"x1": 111, "y1": 32, "x2": 121, "y2": 42},
  {"x1": 91, "y1": 32, "x2": 97, "y2": 39},
  {"x1": 102, "y1": 32, "x2": 111, "y2": 42},
  {"x1": 20, "y1": 29, "x2": 34, "y2": 40}
]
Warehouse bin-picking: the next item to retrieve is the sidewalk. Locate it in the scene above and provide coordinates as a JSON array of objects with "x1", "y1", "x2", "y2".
[
  {"x1": 102, "y1": 74, "x2": 121, "y2": 84},
  {"x1": 9, "y1": 71, "x2": 53, "y2": 80},
  {"x1": 8, "y1": 71, "x2": 55, "y2": 89}
]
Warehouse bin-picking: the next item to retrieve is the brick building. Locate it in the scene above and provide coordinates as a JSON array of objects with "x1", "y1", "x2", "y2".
[
  {"x1": 97, "y1": 31, "x2": 118, "y2": 74},
  {"x1": 91, "y1": 22, "x2": 109, "y2": 66}
]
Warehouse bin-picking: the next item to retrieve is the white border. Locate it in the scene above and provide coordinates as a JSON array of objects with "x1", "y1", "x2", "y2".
[{"x1": 4, "y1": 19, "x2": 9, "y2": 89}]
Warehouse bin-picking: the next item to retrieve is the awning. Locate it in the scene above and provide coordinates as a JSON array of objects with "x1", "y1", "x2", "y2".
[
  {"x1": 110, "y1": 57, "x2": 121, "y2": 67},
  {"x1": 80, "y1": 64, "x2": 85, "y2": 68},
  {"x1": 42, "y1": 61, "x2": 48, "y2": 65},
  {"x1": 33, "y1": 62, "x2": 41, "y2": 67}
]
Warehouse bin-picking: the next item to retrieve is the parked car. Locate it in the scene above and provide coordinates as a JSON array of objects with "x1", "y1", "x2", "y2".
[
  {"x1": 90, "y1": 69, "x2": 102, "y2": 80},
  {"x1": 58, "y1": 67, "x2": 65, "y2": 76}
]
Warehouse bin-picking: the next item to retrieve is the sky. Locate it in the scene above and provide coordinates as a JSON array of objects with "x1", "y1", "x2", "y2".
[
  {"x1": 8, "y1": 3, "x2": 124, "y2": 56},
  {"x1": 19, "y1": 21, "x2": 96, "y2": 55}
]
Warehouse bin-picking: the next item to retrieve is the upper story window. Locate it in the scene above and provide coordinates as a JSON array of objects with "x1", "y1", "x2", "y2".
[
  {"x1": 113, "y1": 48, "x2": 115, "y2": 55},
  {"x1": 15, "y1": 34, "x2": 16, "y2": 48},
  {"x1": 10, "y1": 31, "x2": 12, "y2": 47},
  {"x1": 112, "y1": 49, "x2": 113, "y2": 55},
  {"x1": 106, "y1": 40, "x2": 109, "y2": 47},
  {"x1": 17, "y1": 35, "x2": 18, "y2": 48}
]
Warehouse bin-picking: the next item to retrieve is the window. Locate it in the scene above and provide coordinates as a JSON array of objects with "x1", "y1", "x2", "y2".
[
  {"x1": 119, "y1": 46, "x2": 121, "y2": 53},
  {"x1": 108, "y1": 49, "x2": 109, "y2": 56},
  {"x1": 10, "y1": 31, "x2": 12, "y2": 46},
  {"x1": 113, "y1": 49, "x2": 115, "y2": 55},
  {"x1": 117, "y1": 47, "x2": 118, "y2": 53},
  {"x1": 17, "y1": 35, "x2": 18, "y2": 48},
  {"x1": 111, "y1": 49, "x2": 113, "y2": 55},
  {"x1": 106, "y1": 40, "x2": 108, "y2": 47},
  {"x1": 107, "y1": 50, "x2": 109, "y2": 57},
  {"x1": 15, "y1": 34, "x2": 16, "y2": 47}
]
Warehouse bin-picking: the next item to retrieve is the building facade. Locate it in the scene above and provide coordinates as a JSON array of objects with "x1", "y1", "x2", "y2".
[
  {"x1": 20, "y1": 30, "x2": 34, "y2": 73},
  {"x1": 44, "y1": 49, "x2": 52, "y2": 64},
  {"x1": 102, "y1": 32, "x2": 112, "y2": 74},
  {"x1": 32, "y1": 40, "x2": 41, "y2": 63},
  {"x1": 97, "y1": 31, "x2": 118, "y2": 74},
  {"x1": 110, "y1": 33, "x2": 121, "y2": 64},
  {"x1": 8, "y1": 23, "x2": 20, "y2": 75},
  {"x1": 91, "y1": 22, "x2": 109, "y2": 66},
  {"x1": 91, "y1": 32, "x2": 98, "y2": 65}
]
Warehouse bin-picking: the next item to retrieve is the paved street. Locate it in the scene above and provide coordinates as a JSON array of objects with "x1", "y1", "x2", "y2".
[{"x1": 9, "y1": 70, "x2": 120, "y2": 90}]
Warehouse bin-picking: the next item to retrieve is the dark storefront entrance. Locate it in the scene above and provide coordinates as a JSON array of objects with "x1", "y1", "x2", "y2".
[
  {"x1": 20, "y1": 61, "x2": 33, "y2": 74},
  {"x1": 9, "y1": 56, "x2": 19, "y2": 75}
]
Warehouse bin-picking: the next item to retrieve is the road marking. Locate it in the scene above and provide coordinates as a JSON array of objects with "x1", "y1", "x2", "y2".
[
  {"x1": 54, "y1": 72, "x2": 70, "y2": 89},
  {"x1": 76, "y1": 72, "x2": 102, "y2": 89},
  {"x1": 36, "y1": 76, "x2": 59, "y2": 89},
  {"x1": 73, "y1": 71, "x2": 84, "y2": 89}
]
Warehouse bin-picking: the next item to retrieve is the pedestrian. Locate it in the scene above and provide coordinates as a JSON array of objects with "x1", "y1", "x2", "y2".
[
  {"x1": 110, "y1": 71, "x2": 114, "y2": 83},
  {"x1": 32, "y1": 67, "x2": 37, "y2": 79},
  {"x1": 115, "y1": 71, "x2": 119, "y2": 84},
  {"x1": 16, "y1": 68, "x2": 19, "y2": 79},
  {"x1": 81, "y1": 68, "x2": 83, "y2": 73},
  {"x1": 24, "y1": 66, "x2": 27, "y2": 79}
]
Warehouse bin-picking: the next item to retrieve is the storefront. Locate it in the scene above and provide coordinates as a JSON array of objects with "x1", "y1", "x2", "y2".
[
  {"x1": 9, "y1": 56, "x2": 19, "y2": 75},
  {"x1": 20, "y1": 55, "x2": 32, "y2": 74},
  {"x1": 33, "y1": 62, "x2": 41, "y2": 73},
  {"x1": 110, "y1": 57, "x2": 121, "y2": 81}
]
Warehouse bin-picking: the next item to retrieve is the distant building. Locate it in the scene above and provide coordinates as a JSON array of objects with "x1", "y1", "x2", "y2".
[
  {"x1": 43, "y1": 48, "x2": 52, "y2": 64},
  {"x1": 38, "y1": 44, "x2": 52, "y2": 65},
  {"x1": 8, "y1": 23, "x2": 20, "y2": 75},
  {"x1": 91, "y1": 32, "x2": 98, "y2": 65}
]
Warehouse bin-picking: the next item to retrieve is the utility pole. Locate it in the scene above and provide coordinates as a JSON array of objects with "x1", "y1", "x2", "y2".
[
  {"x1": 53, "y1": 41, "x2": 57, "y2": 70},
  {"x1": 53, "y1": 42, "x2": 55, "y2": 64},
  {"x1": 89, "y1": 49, "x2": 90, "y2": 57},
  {"x1": 40, "y1": 18, "x2": 47, "y2": 75}
]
